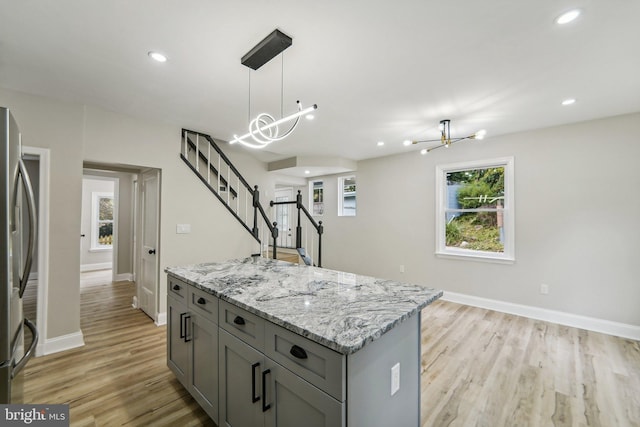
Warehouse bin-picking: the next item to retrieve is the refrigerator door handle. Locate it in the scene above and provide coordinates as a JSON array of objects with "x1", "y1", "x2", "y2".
[
  {"x1": 17, "y1": 158, "x2": 37, "y2": 298},
  {"x1": 12, "y1": 318, "x2": 38, "y2": 379}
]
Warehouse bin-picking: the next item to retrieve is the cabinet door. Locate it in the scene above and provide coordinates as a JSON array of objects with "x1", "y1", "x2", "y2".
[
  {"x1": 190, "y1": 313, "x2": 219, "y2": 422},
  {"x1": 167, "y1": 296, "x2": 189, "y2": 387},
  {"x1": 219, "y1": 329, "x2": 264, "y2": 427},
  {"x1": 263, "y1": 360, "x2": 344, "y2": 427}
]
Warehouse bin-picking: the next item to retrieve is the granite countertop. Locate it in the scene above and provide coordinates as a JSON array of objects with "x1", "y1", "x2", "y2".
[{"x1": 165, "y1": 257, "x2": 443, "y2": 355}]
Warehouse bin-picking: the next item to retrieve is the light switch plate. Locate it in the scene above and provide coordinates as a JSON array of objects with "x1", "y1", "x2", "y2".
[
  {"x1": 391, "y1": 363, "x2": 400, "y2": 396},
  {"x1": 176, "y1": 224, "x2": 191, "y2": 234}
]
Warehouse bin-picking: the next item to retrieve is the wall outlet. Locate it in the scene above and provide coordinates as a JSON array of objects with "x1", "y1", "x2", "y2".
[
  {"x1": 391, "y1": 363, "x2": 400, "y2": 396},
  {"x1": 540, "y1": 283, "x2": 549, "y2": 295},
  {"x1": 176, "y1": 224, "x2": 191, "y2": 234}
]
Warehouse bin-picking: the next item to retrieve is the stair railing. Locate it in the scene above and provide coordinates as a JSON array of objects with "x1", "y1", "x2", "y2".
[
  {"x1": 270, "y1": 190, "x2": 323, "y2": 267},
  {"x1": 180, "y1": 129, "x2": 279, "y2": 259}
]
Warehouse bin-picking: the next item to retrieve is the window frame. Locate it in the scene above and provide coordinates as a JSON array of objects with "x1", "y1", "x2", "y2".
[
  {"x1": 90, "y1": 191, "x2": 114, "y2": 251},
  {"x1": 337, "y1": 175, "x2": 357, "y2": 217},
  {"x1": 435, "y1": 157, "x2": 515, "y2": 263},
  {"x1": 309, "y1": 180, "x2": 324, "y2": 217}
]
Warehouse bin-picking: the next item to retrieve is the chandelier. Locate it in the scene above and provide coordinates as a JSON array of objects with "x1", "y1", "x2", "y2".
[
  {"x1": 229, "y1": 29, "x2": 318, "y2": 150},
  {"x1": 412, "y1": 119, "x2": 486, "y2": 154}
]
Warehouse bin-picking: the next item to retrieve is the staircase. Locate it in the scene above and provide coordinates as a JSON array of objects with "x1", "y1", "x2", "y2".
[{"x1": 180, "y1": 129, "x2": 323, "y2": 266}]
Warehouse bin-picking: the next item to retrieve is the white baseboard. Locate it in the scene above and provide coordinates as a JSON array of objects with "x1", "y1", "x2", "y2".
[
  {"x1": 81, "y1": 262, "x2": 112, "y2": 272},
  {"x1": 442, "y1": 291, "x2": 640, "y2": 341},
  {"x1": 155, "y1": 311, "x2": 167, "y2": 326},
  {"x1": 114, "y1": 273, "x2": 133, "y2": 282},
  {"x1": 40, "y1": 330, "x2": 85, "y2": 356}
]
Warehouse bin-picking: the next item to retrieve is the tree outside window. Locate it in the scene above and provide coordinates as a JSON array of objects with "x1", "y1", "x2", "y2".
[
  {"x1": 436, "y1": 158, "x2": 514, "y2": 262},
  {"x1": 92, "y1": 192, "x2": 114, "y2": 249}
]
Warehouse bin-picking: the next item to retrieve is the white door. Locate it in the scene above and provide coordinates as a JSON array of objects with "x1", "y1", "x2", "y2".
[
  {"x1": 139, "y1": 169, "x2": 159, "y2": 321},
  {"x1": 274, "y1": 187, "x2": 293, "y2": 248}
]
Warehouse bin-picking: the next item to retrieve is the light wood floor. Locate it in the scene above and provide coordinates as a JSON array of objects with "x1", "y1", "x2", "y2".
[{"x1": 24, "y1": 282, "x2": 640, "y2": 426}]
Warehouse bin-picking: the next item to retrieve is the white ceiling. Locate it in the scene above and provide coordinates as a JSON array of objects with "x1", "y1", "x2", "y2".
[{"x1": 2, "y1": 0, "x2": 639, "y2": 177}]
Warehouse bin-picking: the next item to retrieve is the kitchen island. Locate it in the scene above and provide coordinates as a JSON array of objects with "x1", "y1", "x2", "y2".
[{"x1": 166, "y1": 257, "x2": 442, "y2": 427}]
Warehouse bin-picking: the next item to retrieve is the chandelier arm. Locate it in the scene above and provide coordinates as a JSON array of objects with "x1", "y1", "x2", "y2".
[{"x1": 230, "y1": 102, "x2": 316, "y2": 146}]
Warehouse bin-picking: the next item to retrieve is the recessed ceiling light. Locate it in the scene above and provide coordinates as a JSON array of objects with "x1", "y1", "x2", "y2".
[
  {"x1": 377, "y1": 141, "x2": 384, "y2": 147},
  {"x1": 561, "y1": 98, "x2": 576, "y2": 106},
  {"x1": 420, "y1": 149, "x2": 428, "y2": 155},
  {"x1": 148, "y1": 51, "x2": 167, "y2": 63},
  {"x1": 556, "y1": 9, "x2": 581, "y2": 25},
  {"x1": 403, "y1": 140, "x2": 412, "y2": 146}
]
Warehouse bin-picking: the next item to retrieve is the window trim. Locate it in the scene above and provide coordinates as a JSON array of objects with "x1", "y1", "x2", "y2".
[
  {"x1": 337, "y1": 175, "x2": 357, "y2": 217},
  {"x1": 90, "y1": 191, "x2": 114, "y2": 252},
  {"x1": 309, "y1": 180, "x2": 324, "y2": 217},
  {"x1": 435, "y1": 157, "x2": 515, "y2": 263}
]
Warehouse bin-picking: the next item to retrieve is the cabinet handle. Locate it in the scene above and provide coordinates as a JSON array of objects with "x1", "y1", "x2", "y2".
[
  {"x1": 179, "y1": 313, "x2": 187, "y2": 339},
  {"x1": 261, "y1": 369, "x2": 271, "y2": 412},
  {"x1": 289, "y1": 345, "x2": 308, "y2": 360},
  {"x1": 197, "y1": 297, "x2": 206, "y2": 305},
  {"x1": 173, "y1": 284, "x2": 181, "y2": 291},
  {"x1": 184, "y1": 315, "x2": 191, "y2": 342},
  {"x1": 233, "y1": 316, "x2": 246, "y2": 326},
  {"x1": 251, "y1": 362, "x2": 260, "y2": 403}
]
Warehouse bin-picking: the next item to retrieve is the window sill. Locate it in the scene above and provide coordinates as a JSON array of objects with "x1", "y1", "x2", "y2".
[
  {"x1": 435, "y1": 250, "x2": 515, "y2": 265},
  {"x1": 89, "y1": 247, "x2": 113, "y2": 253}
]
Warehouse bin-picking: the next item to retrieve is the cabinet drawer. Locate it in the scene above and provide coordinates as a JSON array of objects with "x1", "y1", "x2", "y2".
[
  {"x1": 219, "y1": 300, "x2": 265, "y2": 352},
  {"x1": 265, "y1": 322, "x2": 345, "y2": 401},
  {"x1": 168, "y1": 276, "x2": 187, "y2": 301},
  {"x1": 188, "y1": 286, "x2": 218, "y2": 324}
]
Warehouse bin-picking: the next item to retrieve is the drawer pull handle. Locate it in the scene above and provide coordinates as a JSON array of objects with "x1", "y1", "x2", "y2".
[
  {"x1": 179, "y1": 312, "x2": 187, "y2": 339},
  {"x1": 290, "y1": 345, "x2": 308, "y2": 360},
  {"x1": 183, "y1": 314, "x2": 191, "y2": 342},
  {"x1": 172, "y1": 284, "x2": 181, "y2": 291},
  {"x1": 251, "y1": 362, "x2": 260, "y2": 403},
  {"x1": 262, "y1": 369, "x2": 271, "y2": 412},
  {"x1": 197, "y1": 297, "x2": 206, "y2": 305},
  {"x1": 233, "y1": 316, "x2": 246, "y2": 326}
]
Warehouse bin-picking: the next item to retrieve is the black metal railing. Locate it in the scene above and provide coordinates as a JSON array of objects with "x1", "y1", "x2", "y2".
[
  {"x1": 181, "y1": 129, "x2": 279, "y2": 258},
  {"x1": 270, "y1": 190, "x2": 323, "y2": 267}
]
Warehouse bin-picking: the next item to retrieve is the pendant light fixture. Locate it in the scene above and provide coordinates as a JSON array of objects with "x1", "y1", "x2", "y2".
[
  {"x1": 412, "y1": 119, "x2": 486, "y2": 154},
  {"x1": 230, "y1": 29, "x2": 318, "y2": 149}
]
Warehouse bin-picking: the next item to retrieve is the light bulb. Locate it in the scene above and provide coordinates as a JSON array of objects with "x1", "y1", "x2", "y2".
[
  {"x1": 556, "y1": 9, "x2": 581, "y2": 25},
  {"x1": 148, "y1": 51, "x2": 167, "y2": 62}
]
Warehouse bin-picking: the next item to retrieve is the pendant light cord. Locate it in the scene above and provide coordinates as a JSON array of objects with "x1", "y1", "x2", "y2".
[{"x1": 281, "y1": 52, "x2": 284, "y2": 118}]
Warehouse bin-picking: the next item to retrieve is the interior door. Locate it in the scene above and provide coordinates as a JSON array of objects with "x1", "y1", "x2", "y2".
[
  {"x1": 139, "y1": 169, "x2": 159, "y2": 321},
  {"x1": 274, "y1": 187, "x2": 293, "y2": 248}
]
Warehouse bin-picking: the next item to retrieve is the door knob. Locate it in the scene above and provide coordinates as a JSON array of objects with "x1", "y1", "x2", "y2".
[{"x1": 148, "y1": 249, "x2": 156, "y2": 255}]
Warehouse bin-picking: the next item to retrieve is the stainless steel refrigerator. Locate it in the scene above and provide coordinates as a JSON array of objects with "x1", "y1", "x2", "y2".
[{"x1": 1, "y1": 106, "x2": 39, "y2": 404}]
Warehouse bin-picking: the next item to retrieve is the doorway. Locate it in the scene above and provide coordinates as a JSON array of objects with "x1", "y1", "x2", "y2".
[
  {"x1": 22, "y1": 146, "x2": 49, "y2": 356},
  {"x1": 80, "y1": 164, "x2": 161, "y2": 324}
]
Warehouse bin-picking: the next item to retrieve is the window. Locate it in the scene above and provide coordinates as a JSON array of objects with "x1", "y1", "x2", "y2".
[
  {"x1": 338, "y1": 176, "x2": 356, "y2": 216},
  {"x1": 91, "y1": 192, "x2": 114, "y2": 250},
  {"x1": 309, "y1": 180, "x2": 324, "y2": 216},
  {"x1": 436, "y1": 157, "x2": 514, "y2": 262}
]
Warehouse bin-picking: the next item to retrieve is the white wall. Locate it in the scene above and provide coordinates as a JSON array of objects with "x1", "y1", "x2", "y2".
[
  {"x1": 1, "y1": 87, "x2": 274, "y2": 345},
  {"x1": 309, "y1": 112, "x2": 640, "y2": 328}
]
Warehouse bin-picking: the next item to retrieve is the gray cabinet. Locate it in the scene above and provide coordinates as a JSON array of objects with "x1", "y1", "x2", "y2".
[
  {"x1": 190, "y1": 312, "x2": 218, "y2": 421},
  {"x1": 219, "y1": 329, "x2": 342, "y2": 427},
  {"x1": 167, "y1": 295, "x2": 188, "y2": 386},
  {"x1": 219, "y1": 329, "x2": 264, "y2": 427},
  {"x1": 263, "y1": 358, "x2": 343, "y2": 427},
  {"x1": 168, "y1": 275, "x2": 421, "y2": 427},
  {"x1": 167, "y1": 287, "x2": 219, "y2": 422}
]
